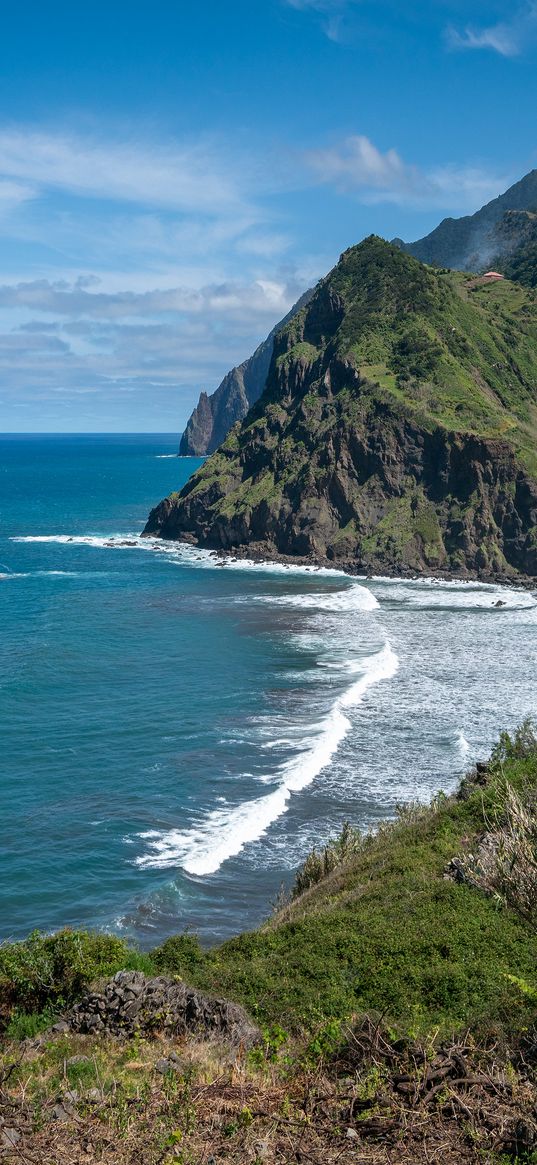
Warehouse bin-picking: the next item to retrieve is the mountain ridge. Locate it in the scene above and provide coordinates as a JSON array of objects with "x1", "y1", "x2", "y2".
[{"x1": 399, "y1": 168, "x2": 537, "y2": 271}]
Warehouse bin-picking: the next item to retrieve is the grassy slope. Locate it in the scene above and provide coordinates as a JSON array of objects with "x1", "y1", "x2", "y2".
[
  {"x1": 154, "y1": 735, "x2": 537, "y2": 1038},
  {"x1": 278, "y1": 242, "x2": 537, "y2": 472}
]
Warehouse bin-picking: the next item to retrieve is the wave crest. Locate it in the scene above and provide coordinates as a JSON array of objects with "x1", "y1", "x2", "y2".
[{"x1": 135, "y1": 641, "x2": 399, "y2": 875}]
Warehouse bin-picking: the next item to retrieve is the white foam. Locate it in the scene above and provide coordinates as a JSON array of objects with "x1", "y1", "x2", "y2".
[
  {"x1": 255, "y1": 583, "x2": 379, "y2": 612},
  {"x1": 135, "y1": 641, "x2": 399, "y2": 875},
  {"x1": 10, "y1": 533, "x2": 349, "y2": 578},
  {"x1": 374, "y1": 578, "x2": 536, "y2": 610},
  {"x1": 0, "y1": 568, "x2": 101, "y2": 580},
  {"x1": 14, "y1": 534, "x2": 537, "y2": 602},
  {"x1": 457, "y1": 730, "x2": 471, "y2": 761},
  {"x1": 155, "y1": 454, "x2": 177, "y2": 459}
]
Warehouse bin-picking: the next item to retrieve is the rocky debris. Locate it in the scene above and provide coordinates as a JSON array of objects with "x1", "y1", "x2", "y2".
[
  {"x1": 86, "y1": 1088, "x2": 103, "y2": 1103},
  {"x1": 0, "y1": 1127, "x2": 21, "y2": 1149},
  {"x1": 64, "y1": 971, "x2": 260, "y2": 1046},
  {"x1": 52, "y1": 1096, "x2": 78, "y2": 1122},
  {"x1": 49, "y1": 1020, "x2": 70, "y2": 1034},
  {"x1": 155, "y1": 1052, "x2": 181, "y2": 1074}
]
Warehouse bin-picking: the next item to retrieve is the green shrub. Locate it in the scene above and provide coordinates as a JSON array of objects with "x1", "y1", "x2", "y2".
[
  {"x1": 0, "y1": 929, "x2": 132, "y2": 1022},
  {"x1": 151, "y1": 933, "x2": 206, "y2": 979},
  {"x1": 292, "y1": 821, "x2": 363, "y2": 898}
]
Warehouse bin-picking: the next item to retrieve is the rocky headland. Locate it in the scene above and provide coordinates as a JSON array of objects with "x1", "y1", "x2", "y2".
[{"x1": 145, "y1": 236, "x2": 537, "y2": 583}]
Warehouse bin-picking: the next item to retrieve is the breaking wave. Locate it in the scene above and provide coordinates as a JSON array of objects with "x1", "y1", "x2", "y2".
[{"x1": 135, "y1": 641, "x2": 399, "y2": 875}]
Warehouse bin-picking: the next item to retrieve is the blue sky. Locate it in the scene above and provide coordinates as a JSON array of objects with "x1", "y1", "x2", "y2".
[{"x1": 1, "y1": 0, "x2": 536, "y2": 432}]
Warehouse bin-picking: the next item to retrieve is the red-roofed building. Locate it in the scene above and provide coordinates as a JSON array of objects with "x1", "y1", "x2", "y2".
[{"x1": 482, "y1": 271, "x2": 504, "y2": 281}]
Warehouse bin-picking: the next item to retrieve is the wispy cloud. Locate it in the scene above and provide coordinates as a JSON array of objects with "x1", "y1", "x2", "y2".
[
  {"x1": 305, "y1": 134, "x2": 506, "y2": 210},
  {"x1": 0, "y1": 123, "x2": 315, "y2": 427},
  {"x1": 0, "y1": 178, "x2": 36, "y2": 212},
  {"x1": 447, "y1": 2, "x2": 537, "y2": 56},
  {"x1": 0, "y1": 129, "x2": 248, "y2": 214},
  {"x1": 0, "y1": 269, "x2": 309, "y2": 427},
  {"x1": 284, "y1": 0, "x2": 359, "y2": 42}
]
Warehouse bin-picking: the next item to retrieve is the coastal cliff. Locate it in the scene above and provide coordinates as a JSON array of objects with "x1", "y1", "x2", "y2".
[
  {"x1": 145, "y1": 237, "x2": 537, "y2": 581},
  {"x1": 179, "y1": 288, "x2": 313, "y2": 456}
]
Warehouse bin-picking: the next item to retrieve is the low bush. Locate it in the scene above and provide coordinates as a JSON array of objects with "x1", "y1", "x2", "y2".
[{"x1": 0, "y1": 929, "x2": 133, "y2": 1024}]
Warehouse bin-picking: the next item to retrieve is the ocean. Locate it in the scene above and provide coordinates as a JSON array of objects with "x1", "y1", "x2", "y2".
[{"x1": 1, "y1": 432, "x2": 536, "y2": 947}]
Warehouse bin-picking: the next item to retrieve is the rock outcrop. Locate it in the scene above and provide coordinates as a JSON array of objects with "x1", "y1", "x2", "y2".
[
  {"x1": 179, "y1": 289, "x2": 313, "y2": 456},
  {"x1": 145, "y1": 237, "x2": 537, "y2": 581},
  {"x1": 63, "y1": 971, "x2": 260, "y2": 1045}
]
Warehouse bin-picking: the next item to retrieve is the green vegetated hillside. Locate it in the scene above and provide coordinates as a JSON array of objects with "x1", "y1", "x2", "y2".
[
  {"x1": 498, "y1": 210, "x2": 537, "y2": 288},
  {"x1": 152, "y1": 727, "x2": 537, "y2": 1038},
  {"x1": 2, "y1": 727, "x2": 537, "y2": 1039},
  {"x1": 145, "y1": 236, "x2": 537, "y2": 580},
  {"x1": 2, "y1": 728, "x2": 537, "y2": 1165}
]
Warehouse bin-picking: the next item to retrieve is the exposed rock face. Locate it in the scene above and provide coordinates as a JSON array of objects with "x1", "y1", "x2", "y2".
[
  {"x1": 145, "y1": 237, "x2": 537, "y2": 581},
  {"x1": 64, "y1": 971, "x2": 260, "y2": 1045},
  {"x1": 179, "y1": 289, "x2": 313, "y2": 456},
  {"x1": 400, "y1": 169, "x2": 537, "y2": 272},
  {"x1": 497, "y1": 210, "x2": 537, "y2": 288}
]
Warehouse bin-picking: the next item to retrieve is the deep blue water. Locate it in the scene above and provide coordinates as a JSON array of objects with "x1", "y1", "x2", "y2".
[{"x1": 1, "y1": 433, "x2": 536, "y2": 947}]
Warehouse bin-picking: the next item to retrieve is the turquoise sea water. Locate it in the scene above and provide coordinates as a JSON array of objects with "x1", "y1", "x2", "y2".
[{"x1": 1, "y1": 433, "x2": 536, "y2": 947}]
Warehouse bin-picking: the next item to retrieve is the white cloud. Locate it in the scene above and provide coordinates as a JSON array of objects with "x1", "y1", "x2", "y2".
[
  {"x1": 0, "y1": 129, "x2": 248, "y2": 214},
  {"x1": 0, "y1": 122, "x2": 317, "y2": 427},
  {"x1": 447, "y1": 2, "x2": 537, "y2": 56},
  {"x1": 0, "y1": 269, "x2": 310, "y2": 427},
  {"x1": 305, "y1": 134, "x2": 507, "y2": 210},
  {"x1": 0, "y1": 274, "x2": 301, "y2": 321}
]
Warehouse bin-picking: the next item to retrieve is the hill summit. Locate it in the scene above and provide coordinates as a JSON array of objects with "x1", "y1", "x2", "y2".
[{"x1": 145, "y1": 236, "x2": 537, "y2": 581}]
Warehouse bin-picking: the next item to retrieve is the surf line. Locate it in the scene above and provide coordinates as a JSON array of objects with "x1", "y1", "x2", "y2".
[{"x1": 135, "y1": 640, "x2": 399, "y2": 876}]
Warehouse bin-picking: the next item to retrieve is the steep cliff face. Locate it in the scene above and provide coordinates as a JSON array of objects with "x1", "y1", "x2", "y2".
[
  {"x1": 399, "y1": 169, "x2": 537, "y2": 272},
  {"x1": 497, "y1": 211, "x2": 537, "y2": 288},
  {"x1": 145, "y1": 237, "x2": 537, "y2": 581},
  {"x1": 179, "y1": 289, "x2": 313, "y2": 455}
]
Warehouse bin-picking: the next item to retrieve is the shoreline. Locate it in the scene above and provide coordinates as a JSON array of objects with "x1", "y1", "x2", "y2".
[{"x1": 141, "y1": 529, "x2": 537, "y2": 592}]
